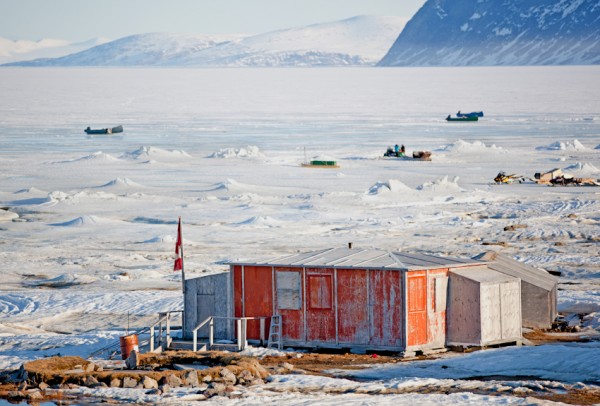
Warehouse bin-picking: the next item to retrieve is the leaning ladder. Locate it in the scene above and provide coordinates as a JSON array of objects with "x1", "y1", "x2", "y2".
[{"x1": 267, "y1": 315, "x2": 282, "y2": 350}]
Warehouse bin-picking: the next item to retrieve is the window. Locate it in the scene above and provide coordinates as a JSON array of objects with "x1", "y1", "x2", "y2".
[{"x1": 276, "y1": 271, "x2": 302, "y2": 310}]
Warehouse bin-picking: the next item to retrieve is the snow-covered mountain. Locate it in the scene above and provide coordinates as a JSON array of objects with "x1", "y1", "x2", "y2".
[
  {"x1": 4, "y1": 16, "x2": 407, "y2": 67},
  {"x1": 0, "y1": 37, "x2": 110, "y2": 65},
  {"x1": 379, "y1": 0, "x2": 600, "y2": 66}
]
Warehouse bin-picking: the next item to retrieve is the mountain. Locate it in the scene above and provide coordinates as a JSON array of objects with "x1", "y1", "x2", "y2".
[
  {"x1": 0, "y1": 37, "x2": 110, "y2": 65},
  {"x1": 4, "y1": 16, "x2": 407, "y2": 67},
  {"x1": 379, "y1": 0, "x2": 600, "y2": 66}
]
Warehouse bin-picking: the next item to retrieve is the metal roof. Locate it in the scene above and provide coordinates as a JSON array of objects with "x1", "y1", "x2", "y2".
[
  {"x1": 450, "y1": 266, "x2": 518, "y2": 284},
  {"x1": 231, "y1": 247, "x2": 482, "y2": 270},
  {"x1": 473, "y1": 251, "x2": 558, "y2": 291}
]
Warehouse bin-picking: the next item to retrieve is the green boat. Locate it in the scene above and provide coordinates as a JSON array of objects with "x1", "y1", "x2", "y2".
[{"x1": 446, "y1": 115, "x2": 478, "y2": 122}]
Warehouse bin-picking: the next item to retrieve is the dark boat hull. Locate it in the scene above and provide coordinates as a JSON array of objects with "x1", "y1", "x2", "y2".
[
  {"x1": 85, "y1": 125, "x2": 123, "y2": 135},
  {"x1": 446, "y1": 116, "x2": 478, "y2": 122}
]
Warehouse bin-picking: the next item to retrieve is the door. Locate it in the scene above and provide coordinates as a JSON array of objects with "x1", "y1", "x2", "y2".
[
  {"x1": 407, "y1": 273, "x2": 428, "y2": 346},
  {"x1": 306, "y1": 270, "x2": 336, "y2": 343}
]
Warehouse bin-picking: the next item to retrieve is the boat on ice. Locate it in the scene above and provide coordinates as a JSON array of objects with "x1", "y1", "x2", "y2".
[
  {"x1": 456, "y1": 111, "x2": 484, "y2": 118},
  {"x1": 85, "y1": 125, "x2": 123, "y2": 135},
  {"x1": 446, "y1": 115, "x2": 478, "y2": 122}
]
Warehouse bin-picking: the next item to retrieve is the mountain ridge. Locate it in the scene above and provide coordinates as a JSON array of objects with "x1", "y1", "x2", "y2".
[
  {"x1": 379, "y1": 0, "x2": 600, "y2": 66},
  {"x1": 2, "y1": 16, "x2": 407, "y2": 67}
]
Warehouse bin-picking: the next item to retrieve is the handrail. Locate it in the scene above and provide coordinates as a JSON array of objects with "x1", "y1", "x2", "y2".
[
  {"x1": 191, "y1": 316, "x2": 269, "y2": 352},
  {"x1": 149, "y1": 310, "x2": 183, "y2": 353}
]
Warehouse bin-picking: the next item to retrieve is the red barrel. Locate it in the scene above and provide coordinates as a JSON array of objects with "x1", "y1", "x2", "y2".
[{"x1": 119, "y1": 334, "x2": 139, "y2": 360}]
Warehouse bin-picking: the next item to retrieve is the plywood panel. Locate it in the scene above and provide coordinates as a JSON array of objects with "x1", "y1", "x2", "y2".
[
  {"x1": 369, "y1": 270, "x2": 403, "y2": 347},
  {"x1": 337, "y1": 269, "x2": 368, "y2": 344},
  {"x1": 407, "y1": 273, "x2": 428, "y2": 346},
  {"x1": 428, "y1": 271, "x2": 448, "y2": 348},
  {"x1": 242, "y1": 266, "x2": 273, "y2": 340},
  {"x1": 447, "y1": 273, "x2": 481, "y2": 345},
  {"x1": 274, "y1": 268, "x2": 304, "y2": 341},
  {"x1": 500, "y1": 281, "x2": 522, "y2": 339},
  {"x1": 481, "y1": 284, "x2": 501, "y2": 343},
  {"x1": 306, "y1": 269, "x2": 336, "y2": 343}
]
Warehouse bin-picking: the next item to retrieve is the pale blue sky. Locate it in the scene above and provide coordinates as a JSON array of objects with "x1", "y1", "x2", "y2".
[{"x1": 1, "y1": 0, "x2": 426, "y2": 42}]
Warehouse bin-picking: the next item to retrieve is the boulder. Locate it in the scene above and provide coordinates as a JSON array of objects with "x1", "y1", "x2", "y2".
[
  {"x1": 183, "y1": 370, "x2": 199, "y2": 387},
  {"x1": 142, "y1": 376, "x2": 158, "y2": 389},
  {"x1": 122, "y1": 376, "x2": 138, "y2": 388}
]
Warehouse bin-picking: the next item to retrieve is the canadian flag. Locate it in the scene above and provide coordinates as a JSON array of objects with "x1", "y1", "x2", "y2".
[{"x1": 174, "y1": 217, "x2": 183, "y2": 272}]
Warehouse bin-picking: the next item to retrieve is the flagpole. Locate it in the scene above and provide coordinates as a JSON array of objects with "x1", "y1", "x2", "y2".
[
  {"x1": 179, "y1": 218, "x2": 185, "y2": 296},
  {"x1": 176, "y1": 217, "x2": 186, "y2": 336}
]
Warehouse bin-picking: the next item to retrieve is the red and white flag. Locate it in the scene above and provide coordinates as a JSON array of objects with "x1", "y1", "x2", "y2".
[{"x1": 174, "y1": 217, "x2": 183, "y2": 272}]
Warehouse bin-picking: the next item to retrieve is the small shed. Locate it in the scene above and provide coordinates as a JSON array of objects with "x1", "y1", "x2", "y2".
[
  {"x1": 226, "y1": 247, "x2": 483, "y2": 355},
  {"x1": 184, "y1": 272, "x2": 232, "y2": 340},
  {"x1": 447, "y1": 267, "x2": 522, "y2": 347},
  {"x1": 474, "y1": 251, "x2": 558, "y2": 329}
]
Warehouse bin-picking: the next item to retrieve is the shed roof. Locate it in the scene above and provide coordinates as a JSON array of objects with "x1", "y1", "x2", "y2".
[
  {"x1": 450, "y1": 266, "x2": 519, "y2": 284},
  {"x1": 231, "y1": 247, "x2": 482, "y2": 270},
  {"x1": 473, "y1": 251, "x2": 558, "y2": 291}
]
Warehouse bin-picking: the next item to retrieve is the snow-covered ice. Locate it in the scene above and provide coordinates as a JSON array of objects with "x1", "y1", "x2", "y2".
[{"x1": 0, "y1": 65, "x2": 599, "y2": 404}]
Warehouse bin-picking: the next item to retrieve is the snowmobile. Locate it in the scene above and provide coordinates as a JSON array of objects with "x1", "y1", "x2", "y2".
[{"x1": 494, "y1": 171, "x2": 525, "y2": 184}]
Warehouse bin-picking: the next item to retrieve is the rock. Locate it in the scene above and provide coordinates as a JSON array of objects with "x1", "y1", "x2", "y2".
[
  {"x1": 197, "y1": 383, "x2": 209, "y2": 392},
  {"x1": 26, "y1": 389, "x2": 43, "y2": 401},
  {"x1": 85, "y1": 362, "x2": 96, "y2": 373},
  {"x1": 183, "y1": 370, "x2": 199, "y2": 387},
  {"x1": 204, "y1": 389, "x2": 220, "y2": 398},
  {"x1": 38, "y1": 382, "x2": 49, "y2": 390},
  {"x1": 163, "y1": 373, "x2": 183, "y2": 388},
  {"x1": 236, "y1": 369, "x2": 254, "y2": 384},
  {"x1": 16, "y1": 365, "x2": 28, "y2": 382},
  {"x1": 84, "y1": 376, "x2": 99, "y2": 386},
  {"x1": 110, "y1": 378, "x2": 121, "y2": 388},
  {"x1": 209, "y1": 382, "x2": 227, "y2": 392},
  {"x1": 280, "y1": 362, "x2": 294, "y2": 371},
  {"x1": 91, "y1": 382, "x2": 108, "y2": 388},
  {"x1": 201, "y1": 374, "x2": 212, "y2": 383},
  {"x1": 125, "y1": 350, "x2": 139, "y2": 370},
  {"x1": 142, "y1": 376, "x2": 158, "y2": 389},
  {"x1": 220, "y1": 367, "x2": 237, "y2": 384},
  {"x1": 17, "y1": 381, "x2": 27, "y2": 391},
  {"x1": 122, "y1": 376, "x2": 138, "y2": 388},
  {"x1": 159, "y1": 384, "x2": 170, "y2": 394},
  {"x1": 248, "y1": 378, "x2": 265, "y2": 386},
  {"x1": 146, "y1": 388, "x2": 162, "y2": 395}
]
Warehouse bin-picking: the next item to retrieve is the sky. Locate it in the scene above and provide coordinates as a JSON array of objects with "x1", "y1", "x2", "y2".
[{"x1": 1, "y1": 0, "x2": 426, "y2": 42}]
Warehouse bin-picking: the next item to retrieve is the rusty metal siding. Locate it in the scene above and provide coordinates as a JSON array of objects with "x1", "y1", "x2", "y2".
[
  {"x1": 369, "y1": 269, "x2": 403, "y2": 347},
  {"x1": 274, "y1": 267, "x2": 304, "y2": 341},
  {"x1": 337, "y1": 269, "x2": 369, "y2": 344},
  {"x1": 407, "y1": 271, "x2": 428, "y2": 346},
  {"x1": 306, "y1": 268, "x2": 336, "y2": 343}
]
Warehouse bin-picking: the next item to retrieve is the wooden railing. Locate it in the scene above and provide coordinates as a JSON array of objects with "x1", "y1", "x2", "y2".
[
  {"x1": 191, "y1": 316, "x2": 268, "y2": 352},
  {"x1": 149, "y1": 310, "x2": 183, "y2": 353}
]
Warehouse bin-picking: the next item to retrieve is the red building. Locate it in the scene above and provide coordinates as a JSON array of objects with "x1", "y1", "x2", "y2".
[{"x1": 228, "y1": 247, "x2": 483, "y2": 355}]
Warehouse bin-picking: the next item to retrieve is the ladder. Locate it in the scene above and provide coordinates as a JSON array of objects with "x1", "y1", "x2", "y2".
[{"x1": 267, "y1": 315, "x2": 282, "y2": 350}]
